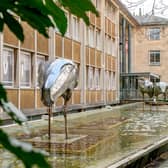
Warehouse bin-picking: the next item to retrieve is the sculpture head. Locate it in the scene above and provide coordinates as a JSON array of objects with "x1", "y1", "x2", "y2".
[{"x1": 38, "y1": 58, "x2": 78, "y2": 107}]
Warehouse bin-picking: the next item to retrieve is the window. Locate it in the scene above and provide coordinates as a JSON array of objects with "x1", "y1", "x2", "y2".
[
  {"x1": 95, "y1": 68, "x2": 100, "y2": 89},
  {"x1": 111, "y1": 72, "x2": 116, "y2": 90},
  {"x1": 107, "y1": 37, "x2": 112, "y2": 54},
  {"x1": 148, "y1": 28, "x2": 160, "y2": 40},
  {"x1": 105, "y1": 35, "x2": 112, "y2": 54},
  {"x1": 20, "y1": 52, "x2": 32, "y2": 87},
  {"x1": 95, "y1": 0, "x2": 100, "y2": 10},
  {"x1": 106, "y1": 71, "x2": 110, "y2": 90},
  {"x1": 88, "y1": 67, "x2": 94, "y2": 89},
  {"x1": 112, "y1": 39, "x2": 115, "y2": 56},
  {"x1": 65, "y1": 12, "x2": 70, "y2": 37},
  {"x1": 36, "y1": 55, "x2": 46, "y2": 87},
  {"x1": 2, "y1": 47, "x2": 14, "y2": 86},
  {"x1": 72, "y1": 17, "x2": 79, "y2": 41},
  {"x1": 96, "y1": 30, "x2": 101, "y2": 50},
  {"x1": 149, "y1": 50, "x2": 160, "y2": 65},
  {"x1": 85, "y1": 27, "x2": 89, "y2": 45},
  {"x1": 74, "y1": 63, "x2": 80, "y2": 89},
  {"x1": 89, "y1": 26, "x2": 94, "y2": 48}
]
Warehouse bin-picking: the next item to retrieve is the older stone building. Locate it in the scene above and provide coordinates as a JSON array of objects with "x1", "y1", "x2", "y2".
[{"x1": 133, "y1": 15, "x2": 168, "y2": 83}]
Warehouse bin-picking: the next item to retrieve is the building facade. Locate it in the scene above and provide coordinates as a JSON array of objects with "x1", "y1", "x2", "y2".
[
  {"x1": 0, "y1": 0, "x2": 136, "y2": 116},
  {"x1": 133, "y1": 15, "x2": 168, "y2": 83}
]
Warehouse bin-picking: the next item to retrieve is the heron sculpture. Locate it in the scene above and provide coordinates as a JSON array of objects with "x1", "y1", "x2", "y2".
[
  {"x1": 153, "y1": 82, "x2": 168, "y2": 101},
  {"x1": 138, "y1": 78, "x2": 154, "y2": 101},
  {"x1": 38, "y1": 58, "x2": 78, "y2": 139}
]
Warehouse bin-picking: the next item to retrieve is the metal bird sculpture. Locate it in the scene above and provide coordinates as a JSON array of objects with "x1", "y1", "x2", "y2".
[
  {"x1": 38, "y1": 58, "x2": 78, "y2": 139},
  {"x1": 138, "y1": 78, "x2": 154, "y2": 101}
]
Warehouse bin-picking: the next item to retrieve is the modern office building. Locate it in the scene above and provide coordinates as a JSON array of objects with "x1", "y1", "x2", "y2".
[{"x1": 0, "y1": 0, "x2": 137, "y2": 116}]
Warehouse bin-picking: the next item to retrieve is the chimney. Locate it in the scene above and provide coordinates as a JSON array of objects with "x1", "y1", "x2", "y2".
[{"x1": 139, "y1": 8, "x2": 142, "y2": 16}]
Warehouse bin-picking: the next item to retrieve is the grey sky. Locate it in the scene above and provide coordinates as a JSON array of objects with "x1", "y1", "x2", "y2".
[{"x1": 120, "y1": 0, "x2": 168, "y2": 18}]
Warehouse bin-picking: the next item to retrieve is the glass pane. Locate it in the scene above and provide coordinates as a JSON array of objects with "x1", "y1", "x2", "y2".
[
  {"x1": 2, "y1": 49, "x2": 14, "y2": 86},
  {"x1": 20, "y1": 52, "x2": 31, "y2": 87},
  {"x1": 36, "y1": 56, "x2": 46, "y2": 86}
]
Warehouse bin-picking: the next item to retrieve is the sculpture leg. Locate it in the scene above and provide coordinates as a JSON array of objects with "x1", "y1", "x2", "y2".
[
  {"x1": 62, "y1": 89, "x2": 72, "y2": 140},
  {"x1": 164, "y1": 93, "x2": 166, "y2": 101},
  {"x1": 64, "y1": 100, "x2": 68, "y2": 139},
  {"x1": 143, "y1": 94, "x2": 144, "y2": 111},
  {"x1": 48, "y1": 105, "x2": 52, "y2": 140}
]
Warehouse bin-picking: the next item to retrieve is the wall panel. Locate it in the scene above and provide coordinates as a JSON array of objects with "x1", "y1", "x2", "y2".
[
  {"x1": 90, "y1": 48, "x2": 95, "y2": 66},
  {"x1": 37, "y1": 33, "x2": 48, "y2": 54},
  {"x1": 96, "y1": 51, "x2": 101, "y2": 68},
  {"x1": 108, "y1": 20, "x2": 112, "y2": 35},
  {"x1": 96, "y1": 16, "x2": 101, "y2": 28},
  {"x1": 64, "y1": 38, "x2": 72, "y2": 59},
  {"x1": 86, "y1": 47, "x2": 89, "y2": 65},
  {"x1": 73, "y1": 90, "x2": 81, "y2": 104},
  {"x1": 20, "y1": 89, "x2": 35, "y2": 109},
  {"x1": 86, "y1": 90, "x2": 90, "y2": 104},
  {"x1": 96, "y1": 90, "x2": 102, "y2": 102},
  {"x1": 3, "y1": 25, "x2": 18, "y2": 46},
  {"x1": 55, "y1": 34, "x2": 62, "y2": 57},
  {"x1": 6, "y1": 89, "x2": 18, "y2": 107},
  {"x1": 90, "y1": 91, "x2": 96, "y2": 103},
  {"x1": 90, "y1": 13, "x2": 95, "y2": 25},
  {"x1": 56, "y1": 97, "x2": 63, "y2": 106},
  {"x1": 37, "y1": 90, "x2": 45, "y2": 108},
  {"x1": 21, "y1": 22, "x2": 35, "y2": 50},
  {"x1": 73, "y1": 41, "x2": 80, "y2": 62},
  {"x1": 112, "y1": 23, "x2": 115, "y2": 38}
]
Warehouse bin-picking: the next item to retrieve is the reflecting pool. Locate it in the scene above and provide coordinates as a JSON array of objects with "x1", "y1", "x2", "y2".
[{"x1": 1, "y1": 103, "x2": 168, "y2": 168}]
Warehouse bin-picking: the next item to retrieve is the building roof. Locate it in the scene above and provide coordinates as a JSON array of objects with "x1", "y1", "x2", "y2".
[
  {"x1": 134, "y1": 15, "x2": 168, "y2": 26},
  {"x1": 113, "y1": 0, "x2": 139, "y2": 26}
]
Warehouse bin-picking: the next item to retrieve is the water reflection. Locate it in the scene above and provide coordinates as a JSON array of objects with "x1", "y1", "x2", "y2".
[{"x1": 1, "y1": 103, "x2": 168, "y2": 168}]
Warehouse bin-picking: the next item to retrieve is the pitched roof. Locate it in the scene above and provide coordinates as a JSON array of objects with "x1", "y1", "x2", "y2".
[{"x1": 134, "y1": 15, "x2": 168, "y2": 25}]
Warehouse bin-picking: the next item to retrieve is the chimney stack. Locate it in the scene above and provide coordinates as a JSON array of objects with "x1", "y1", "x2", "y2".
[{"x1": 139, "y1": 8, "x2": 142, "y2": 16}]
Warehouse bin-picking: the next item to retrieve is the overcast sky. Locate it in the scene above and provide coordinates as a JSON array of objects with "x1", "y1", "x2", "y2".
[{"x1": 120, "y1": 0, "x2": 168, "y2": 18}]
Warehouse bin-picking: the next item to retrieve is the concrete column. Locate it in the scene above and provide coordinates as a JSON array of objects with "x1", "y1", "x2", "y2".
[
  {"x1": 0, "y1": 33, "x2": 3, "y2": 113},
  {"x1": 80, "y1": 21, "x2": 85, "y2": 105},
  {"x1": 0, "y1": 33, "x2": 3, "y2": 82},
  {"x1": 34, "y1": 30, "x2": 37, "y2": 109},
  {"x1": 48, "y1": 28, "x2": 55, "y2": 61}
]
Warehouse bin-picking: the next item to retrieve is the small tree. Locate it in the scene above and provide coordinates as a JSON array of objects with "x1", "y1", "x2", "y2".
[{"x1": 0, "y1": 0, "x2": 98, "y2": 167}]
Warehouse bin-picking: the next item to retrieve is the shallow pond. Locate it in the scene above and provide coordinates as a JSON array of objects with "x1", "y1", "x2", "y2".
[{"x1": 1, "y1": 103, "x2": 168, "y2": 168}]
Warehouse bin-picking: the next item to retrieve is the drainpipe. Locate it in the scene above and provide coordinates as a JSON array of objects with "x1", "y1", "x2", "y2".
[
  {"x1": 122, "y1": 18, "x2": 126, "y2": 73},
  {"x1": 128, "y1": 24, "x2": 132, "y2": 73}
]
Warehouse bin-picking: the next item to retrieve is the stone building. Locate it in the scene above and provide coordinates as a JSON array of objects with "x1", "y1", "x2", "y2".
[{"x1": 133, "y1": 15, "x2": 168, "y2": 82}]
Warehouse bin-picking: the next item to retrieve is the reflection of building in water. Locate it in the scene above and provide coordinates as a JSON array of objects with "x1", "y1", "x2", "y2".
[{"x1": 0, "y1": 0, "x2": 138, "y2": 116}]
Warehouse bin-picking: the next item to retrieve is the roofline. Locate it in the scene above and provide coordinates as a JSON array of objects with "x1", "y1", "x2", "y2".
[
  {"x1": 112, "y1": 0, "x2": 139, "y2": 26},
  {"x1": 140, "y1": 22, "x2": 168, "y2": 26}
]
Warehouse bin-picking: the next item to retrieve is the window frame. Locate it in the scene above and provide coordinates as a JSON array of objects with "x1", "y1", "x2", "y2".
[
  {"x1": 36, "y1": 55, "x2": 46, "y2": 87},
  {"x1": 89, "y1": 26, "x2": 95, "y2": 48},
  {"x1": 88, "y1": 66, "x2": 94, "y2": 90},
  {"x1": 148, "y1": 28, "x2": 160, "y2": 40},
  {"x1": 149, "y1": 50, "x2": 160, "y2": 66},
  {"x1": 96, "y1": 29, "x2": 101, "y2": 50},
  {"x1": 2, "y1": 47, "x2": 14, "y2": 87},
  {"x1": 72, "y1": 16, "x2": 80, "y2": 41},
  {"x1": 94, "y1": 68, "x2": 100, "y2": 90},
  {"x1": 20, "y1": 51, "x2": 32, "y2": 88}
]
